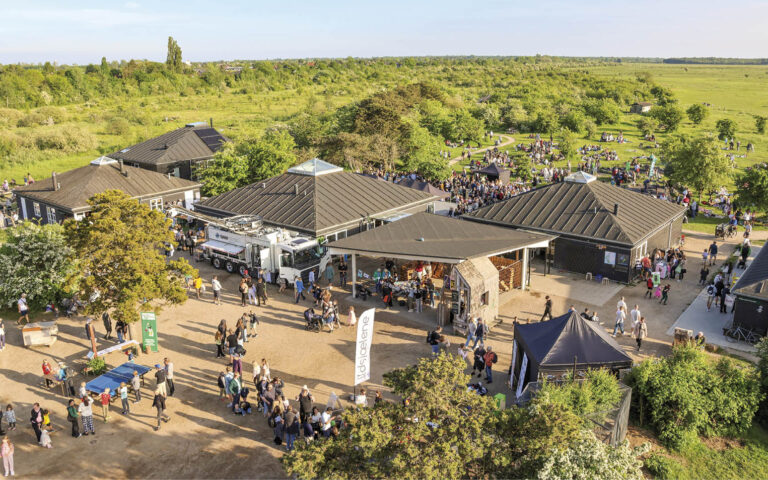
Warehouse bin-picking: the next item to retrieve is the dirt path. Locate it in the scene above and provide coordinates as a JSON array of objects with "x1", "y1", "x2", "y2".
[{"x1": 448, "y1": 135, "x2": 515, "y2": 166}]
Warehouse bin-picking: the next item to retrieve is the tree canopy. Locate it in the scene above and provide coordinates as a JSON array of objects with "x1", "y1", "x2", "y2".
[
  {"x1": 64, "y1": 190, "x2": 196, "y2": 323},
  {"x1": 716, "y1": 118, "x2": 737, "y2": 140},
  {"x1": 736, "y1": 166, "x2": 768, "y2": 211},
  {"x1": 686, "y1": 103, "x2": 709, "y2": 125},
  {"x1": 166, "y1": 36, "x2": 183, "y2": 72},
  {"x1": 662, "y1": 134, "x2": 731, "y2": 196}
]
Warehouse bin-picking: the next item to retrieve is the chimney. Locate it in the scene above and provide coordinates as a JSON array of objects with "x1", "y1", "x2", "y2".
[
  {"x1": 119, "y1": 159, "x2": 124, "y2": 174},
  {"x1": 294, "y1": 184, "x2": 299, "y2": 195},
  {"x1": 613, "y1": 203, "x2": 619, "y2": 215},
  {"x1": 163, "y1": 143, "x2": 168, "y2": 150},
  {"x1": 52, "y1": 172, "x2": 58, "y2": 191},
  {"x1": 209, "y1": 117, "x2": 213, "y2": 128},
  {"x1": 262, "y1": 183, "x2": 266, "y2": 189}
]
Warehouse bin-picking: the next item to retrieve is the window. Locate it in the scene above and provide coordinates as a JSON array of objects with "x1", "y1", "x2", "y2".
[
  {"x1": 46, "y1": 207, "x2": 56, "y2": 224},
  {"x1": 149, "y1": 198, "x2": 163, "y2": 211},
  {"x1": 33, "y1": 202, "x2": 41, "y2": 217},
  {"x1": 480, "y1": 291, "x2": 489, "y2": 306}
]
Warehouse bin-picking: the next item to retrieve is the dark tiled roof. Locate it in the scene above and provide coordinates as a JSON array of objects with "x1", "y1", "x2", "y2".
[
  {"x1": 733, "y1": 246, "x2": 768, "y2": 301},
  {"x1": 476, "y1": 163, "x2": 507, "y2": 176},
  {"x1": 467, "y1": 178, "x2": 686, "y2": 246},
  {"x1": 195, "y1": 162, "x2": 439, "y2": 237},
  {"x1": 328, "y1": 212, "x2": 553, "y2": 262},
  {"x1": 109, "y1": 125, "x2": 228, "y2": 166},
  {"x1": 14, "y1": 158, "x2": 201, "y2": 213},
  {"x1": 395, "y1": 178, "x2": 450, "y2": 198}
]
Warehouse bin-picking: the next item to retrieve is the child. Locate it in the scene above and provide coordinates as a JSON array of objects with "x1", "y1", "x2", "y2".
[
  {"x1": 644, "y1": 277, "x2": 653, "y2": 298},
  {"x1": 100, "y1": 388, "x2": 111, "y2": 422},
  {"x1": 218, "y1": 371, "x2": 227, "y2": 400},
  {"x1": 1, "y1": 436, "x2": 14, "y2": 476},
  {"x1": 3, "y1": 405, "x2": 15, "y2": 431},
  {"x1": 78, "y1": 381, "x2": 87, "y2": 399},
  {"x1": 248, "y1": 311, "x2": 259, "y2": 338},
  {"x1": 702, "y1": 249, "x2": 708, "y2": 264},
  {"x1": 119, "y1": 382, "x2": 130, "y2": 415},
  {"x1": 660, "y1": 284, "x2": 671, "y2": 305},
  {"x1": 39, "y1": 427, "x2": 52, "y2": 448},
  {"x1": 131, "y1": 370, "x2": 142, "y2": 403},
  {"x1": 42, "y1": 408, "x2": 52, "y2": 431}
]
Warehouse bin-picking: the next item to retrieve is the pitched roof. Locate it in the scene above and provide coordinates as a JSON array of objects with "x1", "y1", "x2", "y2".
[
  {"x1": 467, "y1": 175, "x2": 686, "y2": 245},
  {"x1": 328, "y1": 212, "x2": 553, "y2": 262},
  {"x1": 14, "y1": 157, "x2": 201, "y2": 213},
  {"x1": 733, "y1": 246, "x2": 768, "y2": 301},
  {"x1": 475, "y1": 163, "x2": 507, "y2": 176},
  {"x1": 395, "y1": 178, "x2": 450, "y2": 198},
  {"x1": 195, "y1": 158, "x2": 439, "y2": 236},
  {"x1": 514, "y1": 311, "x2": 633, "y2": 368},
  {"x1": 109, "y1": 124, "x2": 228, "y2": 166}
]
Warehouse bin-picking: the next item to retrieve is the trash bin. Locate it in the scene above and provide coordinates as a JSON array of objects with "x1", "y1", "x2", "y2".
[{"x1": 493, "y1": 393, "x2": 506, "y2": 410}]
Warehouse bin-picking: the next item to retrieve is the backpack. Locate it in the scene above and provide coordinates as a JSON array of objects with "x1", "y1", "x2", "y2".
[
  {"x1": 217, "y1": 373, "x2": 225, "y2": 389},
  {"x1": 426, "y1": 331, "x2": 433, "y2": 344},
  {"x1": 706, "y1": 285, "x2": 715, "y2": 296},
  {"x1": 235, "y1": 344, "x2": 247, "y2": 356}
]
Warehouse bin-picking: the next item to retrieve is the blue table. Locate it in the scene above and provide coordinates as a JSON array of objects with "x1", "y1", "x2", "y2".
[{"x1": 85, "y1": 362, "x2": 152, "y2": 397}]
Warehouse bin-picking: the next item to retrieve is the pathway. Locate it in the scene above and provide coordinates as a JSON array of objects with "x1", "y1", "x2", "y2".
[{"x1": 448, "y1": 134, "x2": 515, "y2": 166}]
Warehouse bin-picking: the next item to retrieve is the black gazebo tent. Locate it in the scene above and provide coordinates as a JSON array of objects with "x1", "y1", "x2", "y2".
[
  {"x1": 475, "y1": 163, "x2": 510, "y2": 185},
  {"x1": 510, "y1": 311, "x2": 633, "y2": 395}
]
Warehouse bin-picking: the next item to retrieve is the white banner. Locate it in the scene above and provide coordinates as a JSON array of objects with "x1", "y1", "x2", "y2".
[
  {"x1": 515, "y1": 353, "x2": 528, "y2": 399},
  {"x1": 354, "y1": 308, "x2": 376, "y2": 386},
  {"x1": 509, "y1": 340, "x2": 517, "y2": 389}
]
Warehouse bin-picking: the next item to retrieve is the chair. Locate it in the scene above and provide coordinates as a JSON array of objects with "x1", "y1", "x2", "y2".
[
  {"x1": 601, "y1": 277, "x2": 610, "y2": 286},
  {"x1": 585, "y1": 272, "x2": 593, "y2": 281}
]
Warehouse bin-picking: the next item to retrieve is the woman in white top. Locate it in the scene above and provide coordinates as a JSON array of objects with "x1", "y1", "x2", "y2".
[
  {"x1": 347, "y1": 306, "x2": 357, "y2": 327},
  {"x1": 612, "y1": 306, "x2": 626, "y2": 337},
  {"x1": 260, "y1": 359, "x2": 271, "y2": 382}
]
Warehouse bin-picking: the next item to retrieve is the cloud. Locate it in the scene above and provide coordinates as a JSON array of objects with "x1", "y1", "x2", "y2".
[{"x1": 125, "y1": 2, "x2": 140, "y2": 8}]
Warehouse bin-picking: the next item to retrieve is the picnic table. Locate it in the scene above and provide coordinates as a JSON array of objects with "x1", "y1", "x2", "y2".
[{"x1": 85, "y1": 362, "x2": 151, "y2": 397}]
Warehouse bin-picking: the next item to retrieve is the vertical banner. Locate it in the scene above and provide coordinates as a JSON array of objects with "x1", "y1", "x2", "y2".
[
  {"x1": 140, "y1": 312, "x2": 158, "y2": 352},
  {"x1": 354, "y1": 308, "x2": 376, "y2": 386},
  {"x1": 509, "y1": 340, "x2": 517, "y2": 389},
  {"x1": 515, "y1": 353, "x2": 528, "y2": 399}
]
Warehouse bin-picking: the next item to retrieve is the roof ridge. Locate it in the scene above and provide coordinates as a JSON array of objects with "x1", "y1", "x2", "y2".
[{"x1": 586, "y1": 182, "x2": 634, "y2": 243}]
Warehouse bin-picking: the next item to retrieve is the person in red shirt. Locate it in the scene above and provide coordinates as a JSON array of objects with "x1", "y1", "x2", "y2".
[
  {"x1": 41, "y1": 360, "x2": 53, "y2": 387},
  {"x1": 99, "y1": 388, "x2": 111, "y2": 423}
]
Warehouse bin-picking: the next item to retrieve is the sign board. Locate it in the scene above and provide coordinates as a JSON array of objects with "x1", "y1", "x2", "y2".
[
  {"x1": 604, "y1": 251, "x2": 616, "y2": 266},
  {"x1": 354, "y1": 308, "x2": 376, "y2": 386},
  {"x1": 140, "y1": 312, "x2": 158, "y2": 352}
]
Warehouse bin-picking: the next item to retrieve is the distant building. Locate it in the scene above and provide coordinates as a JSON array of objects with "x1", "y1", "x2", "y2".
[
  {"x1": 14, "y1": 156, "x2": 201, "y2": 223},
  {"x1": 630, "y1": 102, "x2": 653, "y2": 114},
  {"x1": 108, "y1": 123, "x2": 228, "y2": 180}
]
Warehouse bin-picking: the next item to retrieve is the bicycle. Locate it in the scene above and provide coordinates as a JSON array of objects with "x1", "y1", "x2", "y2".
[{"x1": 725, "y1": 325, "x2": 762, "y2": 344}]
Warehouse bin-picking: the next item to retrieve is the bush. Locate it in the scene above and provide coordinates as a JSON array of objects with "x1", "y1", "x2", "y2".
[
  {"x1": 644, "y1": 452, "x2": 684, "y2": 479},
  {"x1": 36, "y1": 106, "x2": 66, "y2": 123},
  {"x1": 87, "y1": 356, "x2": 107, "y2": 376},
  {"x1": 0, "y1": 108, "x2": 23, "y2": 126},
  {"x1": 538, "y1": 431, "x2": 648, "y2": 480},
  {"x1": 626, "y1": 344, "x2": 762, "y2": 449},
  {"x1": 105, "y1": 117, "x2": 132, "y2": 136},
  {"x1": 34, "y1": 127, "x2": 97, "y2": 152},
  {"x1": 535, "y1": 368, "x2": 622, "y2": 418},
  {"x1": 17, "y1": 112, "x2": 51, "y2": 127}
]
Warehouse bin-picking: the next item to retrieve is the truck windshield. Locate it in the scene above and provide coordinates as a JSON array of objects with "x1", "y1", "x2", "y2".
[{"x1": 293, "y1": 245, "x2": 325, "y2": 267}]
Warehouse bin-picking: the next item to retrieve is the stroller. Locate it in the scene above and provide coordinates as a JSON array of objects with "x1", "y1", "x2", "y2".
[
  {"x1": 304, "y1": 308, "x2": 322, "y2": 332},
  {"x1": 355, "y1": 284, "x2": 372, "y2": 301}
]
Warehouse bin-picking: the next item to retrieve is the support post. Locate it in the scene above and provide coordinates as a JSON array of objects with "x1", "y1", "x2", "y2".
[
  {"x1": 351, "y1": 253, "x2": 357, "y2": 298},
  {"x1": 521, "y1": 248, "x2": 529, "y2": 290}
]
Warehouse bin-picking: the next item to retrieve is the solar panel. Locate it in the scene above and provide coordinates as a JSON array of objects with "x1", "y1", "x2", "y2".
[{"x1": 194, "y1": 128, "x2": 226, "y2": 152}]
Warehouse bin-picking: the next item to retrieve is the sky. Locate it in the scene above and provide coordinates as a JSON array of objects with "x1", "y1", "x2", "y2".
[{"x1": 1, "y1": 0, "x2": 767, "y2": 64}]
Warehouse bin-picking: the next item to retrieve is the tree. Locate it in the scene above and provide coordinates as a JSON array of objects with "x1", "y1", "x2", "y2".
[
  {"x1": 559, "y1": 110, "x2": 585, "y2": 133},
  {"x1": 538, "y1": 431, "x2": 648, "y2": 480},
  {"x1": 686, "y1": 104, "x2": 709, "y2": 125},
  {"x1": 650, "y1": 85, "x2": 677, "y2": 106},
  {"x1": 282, "y1": 353, "x2": 498, "y2": 479},
  {"x1": 663, "y1": 134, "x2": 732, "y2": 198},
  {"x1": 558, "y1": 130, "x2": 577, "y2": 161},
  {"x1": 756, "y1": 115, "x2": 766, "y2": 134},
  {"x1": 0, "y1": 222, "x2": 76, "y2": 310},
  {"x1": 64, "y1": 190, "x2": 196, "y2": 324},
  {"x1": 756, "y1": 337, "x2": 768, "y2": 425},
  {"x1": 165, "y1": 36, "x2": 183, "y2": 72},
  {"x1": 241, "y1": 128, "x2": 298, "y2": 182},
  {"x1": 650, "y1": 105, "x2": 685, "y2": 132},
  {"x1": 736, "y1": 166, "x2": 768, "y2": 213},
  {"x1": 514, "y1": 155, "x2": 535, "y2": 182},
  {"x1": 636, "y1": 116, "x2": 659, "y2": 137},
  {"x1": 100, "y1": 56, "x2": 109, "y2": 75},
  {"x1": 716, "y1": 118, "x2": 737, "y2": 140},
  {"x1": 449, "y1": 109, "x2": 484, "y2": 143},
  {"x1": 583, "y1": 99, "x2": 621, "y2": 126},
  {"x1": 583, "y1": 119, "x2": 597, "y2": 139},
  {"x1": 196, "y1": 143, "x2": 250, "y2": 196}
]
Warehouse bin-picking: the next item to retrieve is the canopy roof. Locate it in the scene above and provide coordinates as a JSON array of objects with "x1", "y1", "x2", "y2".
[
  {"x1": 328, "y1": 212, "x2": 552, "y2": 263},
  {"x1": 476, "y1": 163, "x2": 507, "y2": 176},
  {"x1": 395, "y1": 178, "x2": 450, "y2": 198},
  {"x1": 514, "y1": 311, "x2": 633, "y2": 370},
  {"x1": 468, "y1": 177, "x2": 686, "y2": 246},
  {"x1": 733, "y1": 246, "x2": 768, "y2": 301}
]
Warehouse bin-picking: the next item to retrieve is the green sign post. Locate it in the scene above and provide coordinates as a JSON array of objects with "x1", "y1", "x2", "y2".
[{"x1": 140, "y1": 312, "x2": 158, "y2": 352}]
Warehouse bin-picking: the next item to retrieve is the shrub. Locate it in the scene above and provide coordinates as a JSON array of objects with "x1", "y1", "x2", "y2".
[
  {"x1": 17, "y1": 112, "x2": 50, "y2": 127},
  {"x1": 36, "y1": 106, "x2": 66, "y2": 123},
  {"x1": 535, "y1": 368, "x2": 622, "y2": 418},
  {"x1": 34, "y1": 127, "x2": 97, "y2": 152},
  {"x1": 0, "y1": 108, "x2": 23, "y2": 126},
  {"x1": 626, "y1": 344, "x2": 762, "y2": 449},
  {"x1": 644, "y1": 452, "x2": 684, "y2": 480},
  {"x1": 87, "y1": 356, "x2": 107, "y2": 376},
  {"x1": 105, "y1": 117, "x2": 132, "y2": 136}
]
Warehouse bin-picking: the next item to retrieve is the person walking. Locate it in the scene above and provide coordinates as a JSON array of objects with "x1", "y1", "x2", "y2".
[
  {"x1": 164, "y1": 358, "x2": 175, "y2": 397},
  {"x1": 338, "y1": 259, "x2": 348, "y2": 288},
  {"x1": 29, "y1": 403, "x2": 43, "y2": 444},
  {"x1": 324, "y1": 263, "x2": 334, "y2": 286},
  {"x1": 17, "y1": 293, "x2": 29, "y2": 325},
  {"x1": 630, "y1": 305, "x2": 641, "y2": 330},
  {"x1": 473, "y1": 319, "x2": 486, "y2": 349},
  {"x1": 229, "y1": 372, "x2": 242, "y2": 413},
  {"x1": 151, "y1": 389, "x2": 170, "y2": 431},
  {"x1": 612, "y1": 305, "x2": 626, "y2": 337},
  {"x1": 193, "y1": 275, "x2": 203, "y2": 299},
  {"x1": 211, "y1": 276, "x2": 222, "y2": 305},
  {"x1": 660, "y1": 284, "x2": 670, "y2": 305},
  {"x1": 427, "y1": 326, "x2": 442, "y2": 355},
  {"x1": 464, "y1": 317, "x2": 478, "y2": 348},
  {"x1": 1, "y1": 436, "x2": 14, "y2": 477},
  {"x1": 633, "y1": 317, "x2": 648, "y2": 351},
  {"x1": 99, "y1": 388, "x2": 111, "y2": 422},
  {"x1": 540, "y1": 296, "x2": 553, "y2": 322},
  {"x1": 294, "y1": 276, "x2": 306, "y2": 303},
  {"x1": 131, "y1": 370, "x2": 142, "y2": 403},
  {"x1": 65, "y1": 400, "x2": 80, "y2": 438},
  {"x1": 115, "y1": 318, "x2": 126, "y2": 344},
  {"x1": 154, "y1": 364, "x2": 167, "y2": 397},
  {"x1": 102, "y1": 312, "x2": 113, "y2": 341},
  {"x1": 708, "y1": 241, "x2": 718, "y2": 266},
  {"x1": 483, "y1": 346, "x2": 498, "y2": 384},
  {"x1": 78, "y1": 398, "x2": 95, "y2": 436},
  {"x1": 256, "y1": 278, "x2": 268, "y2": 306}
]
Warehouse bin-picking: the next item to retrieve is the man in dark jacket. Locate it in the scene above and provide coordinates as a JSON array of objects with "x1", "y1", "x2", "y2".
[
  {"x1": 256, "y1": 277, "x2": 268, "y2": 306},
  {"x1": 296, "y1": 386, "x2": 314, "y2": 425},
  {"x1": 540, "y1": 296, "x2": 553, "y2": 322},
  {"x1": 102, "y1": 312, "x2": 113, "y2": 340},
  {"x1": 284, "y1": 405, "x2": 300, "y2": 451},
  {"x1": 152, "y1": 389, "x2": 170, "y2": 431},
  {"x1": 471, "y1": 346, "x2": 486, "y2": 378}
]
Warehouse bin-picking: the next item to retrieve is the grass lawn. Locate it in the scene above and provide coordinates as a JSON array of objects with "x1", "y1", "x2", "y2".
[
  {"x1": 682, "y1": 215, "x2": 768, "y2": 234},
  {"x1": 646, "y1": 425, "x2": 768, "y2": 480}
]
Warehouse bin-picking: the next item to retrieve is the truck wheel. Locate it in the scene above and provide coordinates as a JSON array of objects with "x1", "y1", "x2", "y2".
[
  {"x1": 212, "y1": 257, "x2": 222, "y2": 269},
  {"x1": 225, "y1": 261, "x2": 235, "y2": 273},
  {"x1": 238, "y1": 265, "x2": 248, "y2": 276}
]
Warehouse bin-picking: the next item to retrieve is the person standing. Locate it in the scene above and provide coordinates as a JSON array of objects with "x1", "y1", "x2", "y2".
[
  {"x1": 99, "y1": 388, "x2": 111, "y2": 422},
  {"x1": 540, "y1": 296, "x2": 553, "y2": 322},
  {"x1": 630, "y1": 305, "x2": 641, "y2": 330},
  {"x1": 308, "y1": 269, "x2": 316, "y2": 289},
  {"x1": 131, "y1": 370, "x2": 142, "y2": 403},
  {"x1": 473, "y1": 319, "x2": 486, "y2": 349},
  {"x1": 483, "y1": 346, "x2": 498, "y2": 384},
  {"x1": 154, "y1": 364, "x2": 167, "y2": 397},
  {"x1": 633, "y1": 317, "x2": 648, "y2": 351},
  {"x1": 164, "y1": 358, "x2": 175, "y2": 397},
  {"x1": 66, "y1": 399, "x2": 80, "y2": 438},
  {"x1": 324, "y1": 263, "x2": 334, "y2": 286},
  {"x1": 617, "y1": 296, "x2": 627, "y2": 312},
  {"x1": 17, "y1": 294, "x2": 29, "y2": 325},
  {"x1": 338, "y1": 259, "x2": 348, "y2": 288},
  {"x1": 193, "y1": 275, "x2": 203, "y2": 299},
  {"x1": 296, "y1": 386, "x2": 314, "y2": 425},
  {"x1": 612, "y1": 306, "x2": 626, "y2": 337},
  {"x1": 256, "y1": 278, "x2": 268, "y2": 306},
  {"x1": 0, "y1": 319, "x2": 5, "y2": 351},
  {"x1": 30, "y1": 403, "x2": 43, "y2": 444},
  {"x1": 294, "y1": 276, "x2": 306, "y2": 304},
  {"x1": 119, "y1": 382, "x2": 130, "y2": 415},
  {"x1": 102, "y1": 312, "x2": 113, "y2": 341},
  {"x1": 708, "y1": 241, "x2": 718, "y2": 266},
  {"x1": 238, "y1": 278, "x2": 248, "y2": 307},
  {"x1": 151, "y1": 389, "x2": 170, "y2": 431},
  {"x1": 115, "y1": 318, "x2": 126, "y2": 344},
  {"x1": 211, "y1": 276, "x2": 222, "y2": 305},
  {"x1": 228, "y1": 372, "x2": 242, "y2": 413},
  {"x1": 78, "y1": 398, "x2": 95, "y2": 436},
  {"x1": 464, "y1": 317, "x2": 478, "y2": 348},
  {"x1": 284, "y1": 405, "x2": 299, "y2": 451},
  {"x1": 427, "y1": 326, "x2": 442, "y2": 354},
  {"x1": 1, "y1": 436, "x2": 14, "y2": 477},
  {"x1": 720, "y1": 283, "x2": 731, "y2": 313}
]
